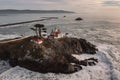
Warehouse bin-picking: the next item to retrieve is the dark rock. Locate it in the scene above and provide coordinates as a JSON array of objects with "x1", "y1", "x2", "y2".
[
  {"x1": 75, "y1": 17, "x2": 83, "y2": 21},
  {"x1": 0, "y1": 36, "x2": 98, "y2": 74},
  {"x1": 79, "y1": 57, "x2": 98, "y2": 66},
  {"x1": 63, "y1": 16, "x2": 66, "y2": 17}
]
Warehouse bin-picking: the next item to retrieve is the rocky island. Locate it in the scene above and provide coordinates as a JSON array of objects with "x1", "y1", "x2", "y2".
[
  {"x1": 0, "y1": 24, "x2": 98, "y2": 74},
  {"x1": 75, "y1": 17, "x2": 83, "y2": 21}
]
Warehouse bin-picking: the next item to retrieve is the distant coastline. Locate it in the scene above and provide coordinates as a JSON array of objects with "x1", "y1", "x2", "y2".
[{"x1": 0, "y1": 9, "x2": 75, "y2": 14}]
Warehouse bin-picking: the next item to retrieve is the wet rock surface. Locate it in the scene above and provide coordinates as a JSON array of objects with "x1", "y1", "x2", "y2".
[{"x1": 0, "y1": 36, "x2": 98, "y2": 74}]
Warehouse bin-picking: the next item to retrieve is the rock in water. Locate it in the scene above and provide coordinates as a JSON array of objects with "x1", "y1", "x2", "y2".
[
  {"x1": 0, "y1": 36, "x2": 98, "y2": 74},
  {"x1": 75, "y1": 17, "x2": 83, "y2": 21}
]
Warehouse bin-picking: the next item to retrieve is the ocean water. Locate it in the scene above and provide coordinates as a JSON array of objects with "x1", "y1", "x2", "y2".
[{"x1": 0, "y1": 13, "x2": 120, "y2": 80}]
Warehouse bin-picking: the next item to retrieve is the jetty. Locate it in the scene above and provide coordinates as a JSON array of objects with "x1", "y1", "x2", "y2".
[{"x1": 0, "y1": 17, "x2": 58, "y2": 27}]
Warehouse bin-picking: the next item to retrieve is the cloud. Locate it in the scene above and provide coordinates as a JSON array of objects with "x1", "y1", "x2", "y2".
[
  {"x1": 103, "y1": 1, "x2": 120, "y2": 6},
  {"x1": 0, "y1": 0, "x2": 119, "y2": 13}
]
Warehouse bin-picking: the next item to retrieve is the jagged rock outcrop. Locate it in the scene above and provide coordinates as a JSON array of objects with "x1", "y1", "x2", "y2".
[{"x1": 0, "y1": 36, "x2": 98, "y2": 73}]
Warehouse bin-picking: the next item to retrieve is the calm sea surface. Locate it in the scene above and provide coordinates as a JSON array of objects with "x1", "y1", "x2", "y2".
[{"x1": 0, "y1": 12, "x2": 120, "y2": 45}]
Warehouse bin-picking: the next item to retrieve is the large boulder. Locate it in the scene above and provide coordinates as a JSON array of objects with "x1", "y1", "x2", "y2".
[{"x1": 0, "y1": 36, "x2": 98, "y2": 73}]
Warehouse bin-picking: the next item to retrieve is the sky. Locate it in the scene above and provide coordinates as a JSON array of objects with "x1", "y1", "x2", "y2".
[{"x1": 0, "y1": 0, "x2": 120, "y2": 13}]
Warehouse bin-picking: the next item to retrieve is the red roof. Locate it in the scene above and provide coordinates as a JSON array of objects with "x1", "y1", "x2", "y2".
[{"x1": 31, "y1": 38, "x2": 43, "y2": 44}]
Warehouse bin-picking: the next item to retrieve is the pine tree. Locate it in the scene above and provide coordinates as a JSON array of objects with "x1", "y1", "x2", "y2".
[{"x1": 30, "y1": 24, "x2": 46, "y2": 38}]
